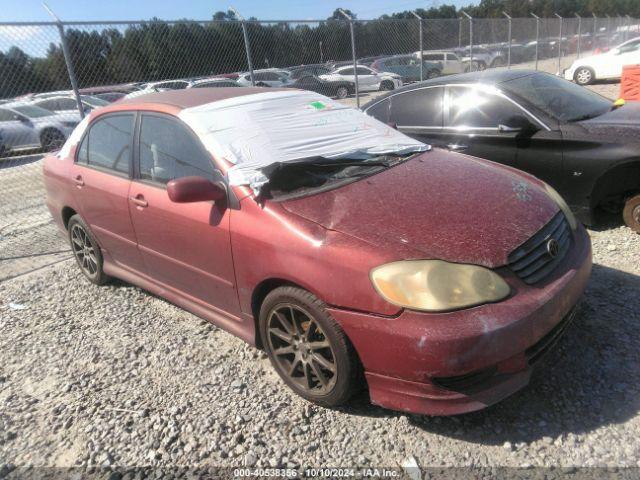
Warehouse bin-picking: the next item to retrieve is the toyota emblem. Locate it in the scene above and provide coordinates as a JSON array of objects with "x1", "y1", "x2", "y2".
[{"x1": 546, "y1": 238, "x2": 560, "y2": 258}]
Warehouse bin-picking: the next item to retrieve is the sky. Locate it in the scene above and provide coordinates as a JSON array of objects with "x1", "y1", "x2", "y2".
[{"x1": 0, "y1": 0, "x2": 470, "y2": 22}]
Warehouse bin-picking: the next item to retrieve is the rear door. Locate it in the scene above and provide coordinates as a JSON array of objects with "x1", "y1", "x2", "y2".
[
  {"x1": 128, "y1": 112, "x2": 239, "y2": 315},
  {"x1": 0, "y1": 108, "x2": 39, "y2": 150},
  {"x1": 69, "y1": 112, "x2": 145, "y2": 271}
]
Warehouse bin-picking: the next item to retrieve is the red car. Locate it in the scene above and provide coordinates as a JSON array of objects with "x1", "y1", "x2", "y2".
[{"x1": 44, "y1": 88, "x2": 592, "y2": 416}]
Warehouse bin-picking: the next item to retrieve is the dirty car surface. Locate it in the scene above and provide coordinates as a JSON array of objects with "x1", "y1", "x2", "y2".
[{"x1": 43, "y1": 88, "x2": 592, "y2": 415}]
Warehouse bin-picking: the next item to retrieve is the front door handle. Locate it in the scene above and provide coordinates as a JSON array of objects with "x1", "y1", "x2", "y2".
[
  {"x1": 446, "y1": 143, "x2": 468, "y2": 152},
  {"x1": 129, "y1": 195, "x2": 148, "y2": 208},
  {"x1": 73, "y1": 175, "x2": 84, "y2": 187}
]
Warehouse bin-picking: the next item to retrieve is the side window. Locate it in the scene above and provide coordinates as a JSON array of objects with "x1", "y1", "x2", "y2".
[
  {"x1": 37, "y1": 99, "x2": 57, "y2": 111},
  {"x1": 356, "y1": 67, "x2": 372, "y2": 75},
  {"x1": 365, "y1": 99, "x2": 390, "y2": 124},
  {"x1": 0, "y1": 109, "x2": 14, "y2": 122},
  {"x1": 390, "y1": 88, "x2": 444, "y2": 127},
  {"x1": 339, "y1": 68, "x2": 354, "y2": 75},
  {"x1": 254, "y1": 72, "x2": 268, "y2": 81},
  {"x1": 139, "y1": 114, "x2": 215, "y2": 185},
  {"x1": 264, "y1": 73, "x2": 281, "y2": 81},
  {"x1": 447, "y1": 87, "x2": 521, "y2": 129},
  {"x1": 423, "y1": 54, "x2": 442, "y2": 62},
  {"x1": 619, "y1": 40, "x2": 640, "y2": 54},
  {"x1": 57, "y1": 98, "x2": 77, "y2": 110},
  {"x1": 85, "y1": 114, "x2": 134, "y2": 174}
]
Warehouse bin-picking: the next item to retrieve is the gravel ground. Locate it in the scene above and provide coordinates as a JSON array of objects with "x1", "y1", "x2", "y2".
[{"x1": 0, "y1": 68, "x2": 638, "y2": 473}]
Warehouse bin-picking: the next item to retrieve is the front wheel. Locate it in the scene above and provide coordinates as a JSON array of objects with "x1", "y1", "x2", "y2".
[
  {"x1": 260, "y1": 286, "x2": 362, "y2": 407},
  {"x1": 68, "y1": 214, "x2": 110, "y2": 285},
  {"x1": 379, "y1": 80, "x2": 395, "y2": 91},
  {"x1": 41, "y1": 129, "x2": 65, "y2": 152},
  {"x1": 574, "y1": 67, "x2": 595, "y2": 85},
  {"x1": 623, "y1": 194, "x2": 640, "y2": 233}
]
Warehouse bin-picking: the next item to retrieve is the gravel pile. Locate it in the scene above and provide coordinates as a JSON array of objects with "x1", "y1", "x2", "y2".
[{"x1": 1, "y1": 222, "x2": 639, "y2": 472}]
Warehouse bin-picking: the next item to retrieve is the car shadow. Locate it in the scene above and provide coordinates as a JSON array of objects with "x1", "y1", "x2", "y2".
[{"x1": 339, "y1": 263, "x2": 640, "y2": 445}]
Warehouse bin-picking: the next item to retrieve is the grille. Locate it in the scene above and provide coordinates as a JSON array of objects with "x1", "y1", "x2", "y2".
[{"x1": 508, "y1": 212, "x2": 572, "y2": 285}]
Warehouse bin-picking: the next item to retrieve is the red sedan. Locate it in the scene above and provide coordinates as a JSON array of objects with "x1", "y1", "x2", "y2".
[{"x1": 43, "y1": 88, "x2": 592, "y2": 415}]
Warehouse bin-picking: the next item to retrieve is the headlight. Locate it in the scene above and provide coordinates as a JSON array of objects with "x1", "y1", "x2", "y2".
[
  {"x1": 544, "y1": 183, "x2": 577, "y2": 230},
  {"x1": 370, "y1": 260, "x2": 510, "y2": 312}
]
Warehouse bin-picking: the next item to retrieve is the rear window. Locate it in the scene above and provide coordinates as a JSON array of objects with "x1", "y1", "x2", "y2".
[{"x1": 78, "y1": 114, "x2": 133, "y2": 175}]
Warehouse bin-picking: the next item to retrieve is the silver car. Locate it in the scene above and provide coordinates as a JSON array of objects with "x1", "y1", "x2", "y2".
[{"x1": 0, "y1": 104, "x2": 77, "y2": 155}]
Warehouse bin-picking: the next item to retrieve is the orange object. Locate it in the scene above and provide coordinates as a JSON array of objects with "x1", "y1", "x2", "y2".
[{"x1": 619, "y1": 64, "x2": 640, "y2": 101}]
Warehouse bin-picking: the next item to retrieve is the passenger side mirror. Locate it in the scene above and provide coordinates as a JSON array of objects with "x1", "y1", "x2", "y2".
[
  {"x1": 498, "y1": 115, "x2": 538, "y2": 134},
  {"x1": 167, "y1": 176, "x2": 226, "y2": 203}
]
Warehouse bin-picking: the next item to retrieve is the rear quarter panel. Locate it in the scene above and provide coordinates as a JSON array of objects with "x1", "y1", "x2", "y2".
[{"x1": 43, "y1": 151, "x2": 75, "y2": 232}]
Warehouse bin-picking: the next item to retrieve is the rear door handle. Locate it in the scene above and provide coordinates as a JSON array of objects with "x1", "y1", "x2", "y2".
[
  {"x1": 73, "y1": 175, "x2": 84, "y2": 187},
  {"x1": 129, "y1": 195, "x2": 148, "y2": 208},
  {"x1": 446, "y1": 143, "x2": 468, "y2": 152}
]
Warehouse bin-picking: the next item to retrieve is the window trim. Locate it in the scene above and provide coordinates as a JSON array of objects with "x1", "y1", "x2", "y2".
[{"x1": 74, "y1": 111, "x2": 137, "y2": 179}]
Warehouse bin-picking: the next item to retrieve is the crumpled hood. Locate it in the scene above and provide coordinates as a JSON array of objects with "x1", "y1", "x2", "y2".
[
  {"x1": 281, "y1": 149, "x2": 559, "y2": 268},
  {"x1": 575, "y1": 102, "x2": 640, "y2": 142}
]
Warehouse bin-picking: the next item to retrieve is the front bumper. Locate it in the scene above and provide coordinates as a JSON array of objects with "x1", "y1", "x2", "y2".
[
  {"x1": 563, "y1": 66, "x2": 576, "y2": 81},
  {"x1": 329, "y1": 225, "x2": 592, "y2": 416}
]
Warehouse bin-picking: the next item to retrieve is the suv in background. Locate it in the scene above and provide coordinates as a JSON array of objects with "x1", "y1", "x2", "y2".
[
  {"x1": 371, "y1": 55, "x2": 442, "y2": 82},
  {"x1": 414, "y1": 50, "x2": 464, "y2": 75}
]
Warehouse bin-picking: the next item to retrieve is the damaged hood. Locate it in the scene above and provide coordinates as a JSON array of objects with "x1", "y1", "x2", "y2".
[{"x1": 281, "y1": 149, "x2": 559, "y2": 268}]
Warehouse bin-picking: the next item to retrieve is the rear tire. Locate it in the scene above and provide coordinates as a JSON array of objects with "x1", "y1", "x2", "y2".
[
  {"x1": 426, "y1": 69, "x2": 440, "y2": 79},
  {"x1": 574, "y1": 67, "x2": 595, "y2": 85},
  {"x1": 41, "y1": 129, "x2": 65, "y2": 152},
  {"x1": 623, "y1": 194, "x2": 640, "y2": 233},
  {"x1": 259, "y1": 286, "x2": 362, "y2": 408},
  {"x1": 68, "y1": 214, "x2": 110, "y2": 285}
]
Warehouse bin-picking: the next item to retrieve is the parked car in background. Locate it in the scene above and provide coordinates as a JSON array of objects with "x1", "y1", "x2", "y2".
[
  {"x1": 31, "y1": 95, "x2": 108, "y2": 116},
  {"x1": 189, "y1": 78, "x2": 240, "y2": 88},
  {"x1": 143, "y1": 79, "x2": 191, "y2": 90},
  {"x1": 0, "y1": 103, "x2": 76, "y2": 154},
  {"x1": 357, "y1": 55, "x2": 386, "y2": 67},
  {"x1": 413, "y1": 50, "x2": 465, "y2": 75},
  {"x1": 455, "y1": 46, "x2": 506, "y2": 69},
  {"x1": 564, "y1": 36, "x2": 640, "y2": 85},
  {"x1": 237, "y1": 70, "x2": 292, "y2": 87},
  {"x1": 286, "y1": 75, "x2": 354, "y2": 98},
  {"x1": 363, "y1": 70, "x2": 640, "y2": 231},
  {"x1": 320, "y1": 65, "x2": 402, "y2": 91},
  {"x1": 93, "y1": 92, "x2": 127, "y2": 103},
  {"x1": 44, "y1": 87, "x2": 591, "y2": 416},
  {"x1": 370, "y1": 55, "x2": 442, "y2": 82},
  {"x1": 325, "y1": 60, "x2": 353, "y2": 70},
  {"x1": 288, "y1": 64, "x2": 332, "y2": 80}
]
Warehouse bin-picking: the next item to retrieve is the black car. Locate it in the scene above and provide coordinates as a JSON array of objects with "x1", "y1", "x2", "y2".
[
  {"x1": 287, "y1": 75, "x2": 354, "y2": 99},
  {"x1": 288, "y1": 64, "x2": 332, "y2": 80},
  {"x1": 362, "y1": 70, "x2": 640, "y2": 231}
]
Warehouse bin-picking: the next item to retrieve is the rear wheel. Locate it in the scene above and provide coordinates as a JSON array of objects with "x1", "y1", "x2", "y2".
[
  {"x1": 574, "y1": 67, "x2": 595, "y2": 85},
  {"x1": 68, "y1": 215, "x2": 110, "y2": 285},
  {"x1": 335, "y1": 86, "x2": 349, "y2": 99},
  {"x1": 41, "y1": 129, "x2": 65, "y2": 152},
  {"x1": 426, "y1": 69, "x2": 440, "y2": 79},
  {"x1": 623, "y1": 194, "x2": 640, "y2": 233},
  {"x1": 260, "y1": 286, "x2": 361, "y2": 407}
]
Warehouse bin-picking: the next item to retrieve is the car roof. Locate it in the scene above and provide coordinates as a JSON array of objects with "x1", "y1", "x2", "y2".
[
  {"x1": 361, "y1": 69, "x2": 540, "y2": 109},
  {"x1": 110, "y1": 87, "x2": 288, "y2": 111}
]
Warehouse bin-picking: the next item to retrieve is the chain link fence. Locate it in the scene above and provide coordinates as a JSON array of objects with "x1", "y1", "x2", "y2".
[{"x1": 0, "y1": 15, "x2": 637, "y2": 280}]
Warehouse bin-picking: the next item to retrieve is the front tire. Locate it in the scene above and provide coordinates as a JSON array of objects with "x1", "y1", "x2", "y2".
[
  {"x1": 379, "y1": 80, "x2": 395, "y2": 91},
  {"x1": 574, "y1": 67, "x2": 595, "y2": 85},
  {"x1": 68, "y1": 214, "x2": 110, "y2": 285},
  {"x1": 623, "y1": 194, "x2": 640, "y2": 233},
  {"x1": 41, "y1": 129, "x2": 65, "y2": 151},
  {"x1": 426, "y1": 69, "x2": 440, "y2": 79},
  {"x1": 259, "y1": 286, "x2": 361, "y2": 407}
]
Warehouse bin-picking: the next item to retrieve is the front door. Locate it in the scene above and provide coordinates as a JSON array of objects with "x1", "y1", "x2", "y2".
[
  {"x1": 69, "y1": 112, "x2": 145, "y2": 272},
  {"x1": 0, "y1": 109, "x2": 38, "y2": 150},
  {"x1": 128, "y1": 113, "x2": 239, "y2": 316}
]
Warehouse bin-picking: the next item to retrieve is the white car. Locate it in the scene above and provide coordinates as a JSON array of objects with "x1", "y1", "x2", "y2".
[
  {"x1": 237, "y1": 70, "x2": 292, "y2": 87},
  {"x1": 564, "y1": 36, "x2": 640, "y2": 85},
  {"x1": 319, "y1": 65, "x2": 402, "y2": 92}
]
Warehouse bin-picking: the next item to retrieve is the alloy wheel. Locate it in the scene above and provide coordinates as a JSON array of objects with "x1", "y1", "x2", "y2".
[
  {"x1": 575, "y1": 68, "x2": 592, "y2": 85},
  {"x1": 70, "y1": 224, "x2": 98, "y2": 277},
  {"x1": 336, "y1": 87, "x2": 348, "y2": 99},
  {"x1": 266, "y1": 303, "x2": 337, "y2": 395}
]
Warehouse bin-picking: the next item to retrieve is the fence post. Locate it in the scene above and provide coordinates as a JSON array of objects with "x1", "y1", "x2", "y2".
[
  {"x1": 531, "y1": 13, "x2": 540, "y2": 70},
  {"x1": 606, "y1": 14, "x2": 611, "y2": 49},
  {"x1": 411, "y1": 11, "x2": 423, "y2": 81},
  {"x1": 458, "y1": 17, "x2": 462, "y2": 48},
  {"x1": 502, "y1": 12, "x2": 512, "y2": 68},
  {"x1": 339, "y1": 9, "x2": 359, "y2": 108},
  {"x1": 230, "y1": 7, "x2": 255, "y2": 86},
  {"x1": 461, "y1": 11, "x2": 473, "y2": 71},
  {"x1": 592, "y1": 14, "x2": 597, "y2": 54},
  {"x1": 626, "y1": 15, "x2": 632, "y2": 42},
  {"x1": 42, "y1": 3, "x2": 84, "y2": 119},
  {"x1": 575, "y1": 13, "x2": 582, "y2": 59},
  {"x1": 555, "y1": 13, "x2": 563, "y2": 75}
]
